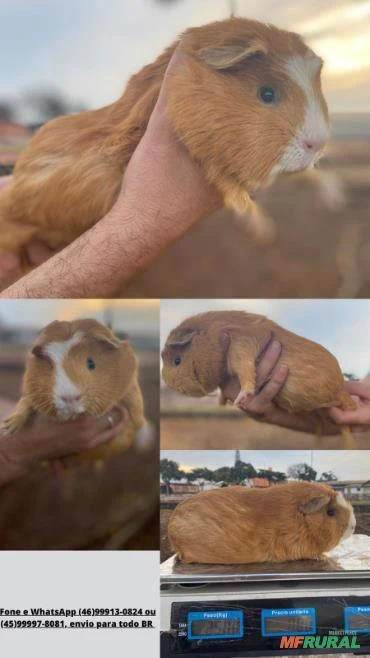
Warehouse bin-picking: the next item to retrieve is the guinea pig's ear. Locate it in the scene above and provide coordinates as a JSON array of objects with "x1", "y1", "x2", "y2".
[
  {"x1": 32, "y1": 345, "x2": 44, "y2": 358},
  {"x1": 197, "y1": 39, "x2": 267, "y2": 70},
  {"x1": 167, "y1": 330, "x2": 198, "y2": 347},
  {"x1": 300, "y1": 494, "x2": 331, "y2": 515},
  {"x1": 94, "y1": 334, "x2": 121, "y2": 351}
]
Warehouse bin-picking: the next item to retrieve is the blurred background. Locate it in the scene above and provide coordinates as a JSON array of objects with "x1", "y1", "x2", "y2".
[
  {"x1": 1, "y1": 0, "x2": 369, "y2": 296},
  {"x1": 160, "y1": 449, "x2": 370, "y2": 560},
  {"x1": 0, "y1": 299, "x2": 160, "y2": 550},
  {"x1": 160, "y1": 299, "x2": 370, "y2": 449}
]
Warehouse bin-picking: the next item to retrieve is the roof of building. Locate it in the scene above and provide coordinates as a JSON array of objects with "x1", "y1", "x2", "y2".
[{"x1": 326, "y1": 480, "x2": 370, "y2": 486}]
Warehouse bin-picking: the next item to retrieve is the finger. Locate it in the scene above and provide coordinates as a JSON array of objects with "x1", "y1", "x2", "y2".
[
  {"x1": 344, "y1": 380, "x2": 369, "y2": 398},
  {"x1": 26, "y1": 241, "x2": 58, "y2": 267},
  {"x1": 329, "y1": 406, "x2": 368, "y2": 425},
  {"x1": 152, "y1": 46, "x2": 186, "y2": 117},
  {"x1": 94, "y1": 406, "x2": 127, "y2": 435},
  {"x1": 247, "y1": 365, "x2": 289, "y2": 414},
  {"x1": 86, "y1": 416, "x2": 127, "y2": 449},
  {"x1": 255, "y1": 339, "x2": 282, "y2": 390}
]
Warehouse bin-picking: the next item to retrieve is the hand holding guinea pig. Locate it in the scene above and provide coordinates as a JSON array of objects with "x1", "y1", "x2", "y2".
[
  {"x1": 3, "y1": 319, "x2": 151, "y2": 463},
  {"x1": 0, "y1": 17, "x2": 329, "y2": 264},
  {"x1": 161, "y1": 310, "x2": 356, "y2": 448},
  {"x1": 168, "y1": 482, "x2": 356, "y2": 565}
]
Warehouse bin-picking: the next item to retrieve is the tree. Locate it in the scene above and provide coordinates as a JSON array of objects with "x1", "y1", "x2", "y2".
[
  {"x1": 233, "y1": 461, "x2": 256, "y2": 484},
  {"x1": 24, "y1": 90, "x2": 87, "y2": 123},
  {"x1": 257, "y1": 469, "x2": 287, "y2": 482},
  {"x1": 0, "y1": 103, "x2": 14, "y2": 122},
  {"x1": 287, "y1": 463, "x2": 317, "y2": 482},
  {"x1": 185, "y1": 467, "x2": 215, "y2": 483},
  {"x1": 212, "y1": 461, "x2": 256, "y2": 485},
  {"x1": 343, "y1": 373, "x2": 359, "y2": 381},
  {"x1": 160, "y1": 459, "x2": 183, "y2": 494},
  {"x1": 319, "y1": 471, "x2": 338, "y2": 482}
]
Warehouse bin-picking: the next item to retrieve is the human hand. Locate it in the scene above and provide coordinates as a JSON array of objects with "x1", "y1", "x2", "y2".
[
  {"x1": 221, "y1": 338, "x2": 290, "y2": 421},
  {"x1": 0, "y1": 176, "x2": 58, "y2": 287},
  {"x1": 0, "y1": 405, "x2": 128, "y2": 485},
  {"x1": 329, "y1": 378, "x2": 370, "y2": 428},
  {"x1": 111, "y1": 46, "x2": 222, "y2": 244}
]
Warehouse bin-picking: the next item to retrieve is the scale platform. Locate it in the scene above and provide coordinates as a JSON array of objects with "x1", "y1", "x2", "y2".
[
  {"x1": 161, "y1": 534, "x2": 370, "y2": 585},
  {"x1": 161, "y1": 536, "x2": 370, "y2": 657}
]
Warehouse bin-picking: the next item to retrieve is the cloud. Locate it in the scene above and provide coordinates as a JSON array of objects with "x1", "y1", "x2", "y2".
[
  {"x1": 1, "y1": 0, "x2": 369, "y2": 116},
  {"x1": 161, "y1": 449, "x2": 370, "y2": 479}
]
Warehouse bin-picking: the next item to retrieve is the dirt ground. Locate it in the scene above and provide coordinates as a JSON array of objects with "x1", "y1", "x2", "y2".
[
  {"x1": 123, "y1": 139, "x2": 370, "y2": 299},
  {"x1": 160, "y1": 415, "x2": 370, "y2": 450}
]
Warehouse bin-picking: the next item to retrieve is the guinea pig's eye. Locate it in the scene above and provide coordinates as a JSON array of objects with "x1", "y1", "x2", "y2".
[
  {"x1": 326, "y1": 508, "x2": 336, "y2": 517},
  {"x1": 86, "y1": 357, "x2": 96, "y2": 371},
  {"x1": 174, "y1": 356, "x2": 182, "y2": 367},
  {"x1": 258, "y1": 86, "x2": 276, "y2": 105}
]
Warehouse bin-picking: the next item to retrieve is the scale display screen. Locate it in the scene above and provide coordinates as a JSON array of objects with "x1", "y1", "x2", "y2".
[
  {"x1": 344, "y1": 606, "x2": 370, "y2": 633},
  {"x1": 261, "y1": 608, "x2": 316, "y2": 637},
  {"x1": 187, "y1": 610, "x2": 243, "y2": 641}
]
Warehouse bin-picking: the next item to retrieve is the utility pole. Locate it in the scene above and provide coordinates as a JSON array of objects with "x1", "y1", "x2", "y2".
[{"x1": 229, "y1": 0, "x2": 237, "y2": 17}]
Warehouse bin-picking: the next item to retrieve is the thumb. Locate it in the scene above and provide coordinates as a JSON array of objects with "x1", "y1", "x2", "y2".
[{"x1": 344, "y1": 380, "x2": 370, "y2": 399}]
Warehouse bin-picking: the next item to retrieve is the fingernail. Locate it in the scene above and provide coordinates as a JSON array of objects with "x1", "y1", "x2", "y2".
[{"x1": 270, "y1": 340, "x2": 281, "y2": 353}]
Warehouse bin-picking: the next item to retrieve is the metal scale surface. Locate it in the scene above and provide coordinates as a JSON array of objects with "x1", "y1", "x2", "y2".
[{"x1": 161, "y1": 535, "x2": 370, "y2": 657}]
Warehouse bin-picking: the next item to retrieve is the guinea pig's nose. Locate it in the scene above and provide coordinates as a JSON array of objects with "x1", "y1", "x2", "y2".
[
  {"x1": 61, "y1": 394, "x2": 82, "y2": 403},
  {"x1": 303, "y1": 139, "x2": 323, "y2": 153}
]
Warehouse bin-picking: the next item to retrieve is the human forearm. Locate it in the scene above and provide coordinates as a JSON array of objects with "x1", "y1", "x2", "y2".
[{"x1": 1, "y1": 205, "x2": 172, "y2": 299}]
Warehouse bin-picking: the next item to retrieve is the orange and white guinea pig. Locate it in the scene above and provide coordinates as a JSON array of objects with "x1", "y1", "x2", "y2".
[
  {"x1": 3, "y1": 319, "x2": 151, "y2": 461},
  {"x1": 161, "y1": 311, "x2": 356, "y2": 447},
  {"x1": 0, "y1": 17, "x2": 329, "y2": 260},
  {"x1": 168, "y1": 482, "x2": 356, "y2": 564}
]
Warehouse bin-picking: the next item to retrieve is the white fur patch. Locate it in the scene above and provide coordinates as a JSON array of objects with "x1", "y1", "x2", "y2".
[
  {"x1": 336, "y1": 492, "x2": 356, "y2": 540},
  {"x1": 274, "y1": 55, "x2": 330, "y2": 175},
  {"x1": 44, "y1": 332, "x2": 85, "y2": 419}
]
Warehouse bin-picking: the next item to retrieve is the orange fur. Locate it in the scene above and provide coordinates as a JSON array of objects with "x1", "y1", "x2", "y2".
[
  {"x1": 0, "y1": 18, "x2": 328, "y2": 261},
  {"x1": 4, "y1": 319, "x2": 147, "y2": 463},
  {"x1": 161, "y1": 310, "x2": 357, "y2": 447},
  {"x1": 168, "y1": 482, "x2": 354, "y2": 564}
]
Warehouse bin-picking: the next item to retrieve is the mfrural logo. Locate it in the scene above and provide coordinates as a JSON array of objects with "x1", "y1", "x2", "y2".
[{"x1": 280, "y1": 635, "x2": 361, "y2": 650}]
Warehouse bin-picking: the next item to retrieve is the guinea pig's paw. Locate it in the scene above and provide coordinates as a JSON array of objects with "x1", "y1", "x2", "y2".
[
  {"x1": 234, "y1": 389, "x2": 255, "y2": 409},
  {"x1": 135, "y1": 423, "x2": 156, "y2": 452},
  {"x1": 316, "y1": 171, "x2": 347, "y2": 211},
  {"x1": 2, "y1": 414, "x2": 21, "y2": 436}
]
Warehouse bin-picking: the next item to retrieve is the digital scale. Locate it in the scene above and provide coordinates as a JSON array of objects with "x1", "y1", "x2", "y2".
[{"x1": 160, "y1": 535, "x2": 370, "y2": 656}]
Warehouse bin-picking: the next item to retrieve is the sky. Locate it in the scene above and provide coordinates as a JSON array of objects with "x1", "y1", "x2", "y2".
[
  {"x1": 1, "y1": 0, "x2": 370, "y2": 121},
  {"x1": 0, "y1": 299, "x2": 160, "y2": 334},
  {"x1": 161, "y1": 449, "x2": 370, "y2": 479},
  {"x1": 160, "y1": 299, "x2": 370, "y2": 379}
]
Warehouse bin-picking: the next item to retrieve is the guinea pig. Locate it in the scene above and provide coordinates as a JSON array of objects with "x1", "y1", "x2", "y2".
[
  {"x1": 3, "y1": 319, "x2": 150, "y2": 462},
  {"x1": 161, "y1": 310, "x2": 356, "y2": 447},
  {"x1": 0, "y1": 17, "x2": 329, "y2": 263},
  {"x1": 168, "y1": 481, "x2": 356, "y2": 564}
]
